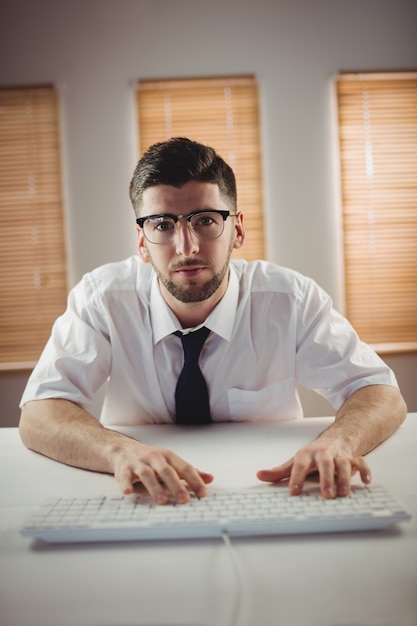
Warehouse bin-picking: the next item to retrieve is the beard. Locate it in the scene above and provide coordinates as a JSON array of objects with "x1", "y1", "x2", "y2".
[
  {"x1": 148, "y1": 237, "x2": 235, "y2": 303},
  {"x1": 153, "y1": 257, "x2": 230, "y2": 303}
]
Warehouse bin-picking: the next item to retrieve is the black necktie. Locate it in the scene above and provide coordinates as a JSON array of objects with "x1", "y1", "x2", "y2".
[{"x1": 174, "y1": 327, "x2": 211, "y2": 425}]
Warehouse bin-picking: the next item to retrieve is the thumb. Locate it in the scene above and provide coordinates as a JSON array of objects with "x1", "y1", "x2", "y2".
[
  {"x1": 198, "y1": 470, "x2": 215, "y2": 484},
  {"x1": 257, "y1": 458, "x2": 294, "y2": 483}
]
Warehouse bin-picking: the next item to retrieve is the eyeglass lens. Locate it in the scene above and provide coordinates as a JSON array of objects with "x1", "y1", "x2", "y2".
[{"x1": 143, "y1": 211, "x2": 227, "y2": 244}]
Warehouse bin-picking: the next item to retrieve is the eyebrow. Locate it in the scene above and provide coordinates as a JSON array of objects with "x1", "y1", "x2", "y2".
[{"x1": 140, "y1": 208, "x2": 224, "y2": 220}]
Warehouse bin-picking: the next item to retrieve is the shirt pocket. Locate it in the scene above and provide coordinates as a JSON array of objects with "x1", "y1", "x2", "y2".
[{"x1": 227, "y1": 378, "x2": 301, "y2": 421}]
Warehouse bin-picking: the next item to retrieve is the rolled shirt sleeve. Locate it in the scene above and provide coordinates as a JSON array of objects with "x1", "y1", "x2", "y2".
[
  {"x1": 20, "y1": 272, "x2": 112, "y2": 415},
  {"x1": 294, "y1": 275, "x2": 397, "y2": 408}
]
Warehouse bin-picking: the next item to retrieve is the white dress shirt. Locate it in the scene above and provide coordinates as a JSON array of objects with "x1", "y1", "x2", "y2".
[{"x1": 20, "y1": 256, "x2": 397, "y2": 425}]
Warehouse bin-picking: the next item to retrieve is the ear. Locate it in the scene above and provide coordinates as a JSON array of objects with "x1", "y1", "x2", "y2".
[
  {"x1": 136, "y1": 225, "x2": 150, "y2": 262},
  {"x1": 233, "y1": 212, "x2": 245, "y2": 250}
]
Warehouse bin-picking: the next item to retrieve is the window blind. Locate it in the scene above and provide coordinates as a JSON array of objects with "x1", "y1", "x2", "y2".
[
  {"x1": 135, "y1": 76, "x2": 265, "y2": 261},
  {"x1": 0, "y1": 86, "x2": 67, "y2": 368},
  {"x1": 336, "y1": 73, "x2": 417, "y2": 352}
]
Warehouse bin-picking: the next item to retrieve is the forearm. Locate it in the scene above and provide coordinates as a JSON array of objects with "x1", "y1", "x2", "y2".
[
  {"x1": 19, "y1": 398, "x2": 135, "y2": 474},
  {"x1": 19, "y1": 398, "x2": 213, "y2": 502},
  {"x1": 319, "y1": 384, "x2": 407, "y2": 456}
]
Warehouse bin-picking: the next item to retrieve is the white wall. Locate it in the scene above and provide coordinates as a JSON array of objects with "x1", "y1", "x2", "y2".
[{"x1": 1, "y1": 0, "x2": 416, "y2": 425}]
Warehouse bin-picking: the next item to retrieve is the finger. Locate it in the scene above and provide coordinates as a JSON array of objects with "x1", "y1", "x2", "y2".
[
  {"x1": 151, "y1": 460, "x2": 191, "y2": 503},
  {"x1": 114, "y1": 464, "x2": 168, "y2": 502},
  {"x1": 115, "y1": 467, "x2": 137, "y2": 495},
  {"x1": 131, "y1": 448, "x2": 193, "y2": 503},
  {"x1": 287, "y1": 451, "x2": 318, "y2": 495},
  {"x1": 119, "y1": 462, "x2": 171, "y2": 504},
  {"x1": 256, "y1": 458, "x2": 294, "y2": 483},
  {"x1": 334, "y1": 456, "x2": 371, "y2": 497},
  {"x1": 315, "y1": 453, "x2": 338, "y2": 499},
  {"x1": 321, "y1": 455, "x2": 372, "y2": 498},
  {"x1": 198, "y1": 470, "x2": 215, "y2": 485},
  {"x1": 334, "y1": 456, "x2": 353, "y2": 497},
  {"x1": 352, "y1": 457, "x2": 372, "y2": 485},
  {"x1": 170, "y1": 456, "x2": 214, "y2": 498},
  {"x1": 151, "y1": 455, "x2": 214, "y2": 502}
]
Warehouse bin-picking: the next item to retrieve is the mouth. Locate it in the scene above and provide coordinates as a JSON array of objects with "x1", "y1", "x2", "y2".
[
  {"x1": 171, "y1": 261, "x2": 210, "y2": 278},
  {"x1": 174, "y1": 266, "x2": 207, "y2": 278}
]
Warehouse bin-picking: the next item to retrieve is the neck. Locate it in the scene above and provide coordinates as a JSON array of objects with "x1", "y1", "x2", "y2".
[{"x1": 174, "y1": 303, "x2": 213, "y2": 329}]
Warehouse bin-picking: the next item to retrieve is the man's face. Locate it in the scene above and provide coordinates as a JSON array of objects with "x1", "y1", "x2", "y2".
[{"x1": 136, "y1": 181, "x2": 245, "y2": 310}]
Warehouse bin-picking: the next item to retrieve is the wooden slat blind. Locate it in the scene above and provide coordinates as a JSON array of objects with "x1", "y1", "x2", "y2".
[
  {"x1": 135, "y1": 76, "x2": 265, "y2": 261},
  {"x1": 0, "y1": 86, "x2": 67, "y2": 368},
  {"x1": 336, "y1": 73, "x2": 417, "y2": 352}
]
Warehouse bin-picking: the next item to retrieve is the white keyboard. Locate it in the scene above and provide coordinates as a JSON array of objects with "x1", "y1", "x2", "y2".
[{"x1": 20, "y1": 484, "x2": 411, "y2": 544}]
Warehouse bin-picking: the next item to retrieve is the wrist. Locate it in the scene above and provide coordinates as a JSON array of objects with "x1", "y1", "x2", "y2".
[{"x1": 316, "y1": 426, "x2": 358, "y2": 457}]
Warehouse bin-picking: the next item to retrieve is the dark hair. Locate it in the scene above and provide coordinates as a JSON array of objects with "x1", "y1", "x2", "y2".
[{"x1": 129, "y1": 137, "x2": 237, "y2": 217}]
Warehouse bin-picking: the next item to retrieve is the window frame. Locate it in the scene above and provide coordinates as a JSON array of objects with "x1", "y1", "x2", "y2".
[
  {"x1": 335, "y1": 71, "x2": 417, "y2": 354},
  {"x1": 134, "y1": 75, "x2": 266, "y2": 262},
  {"x1": 0, "y1": 84, "x2": 68, "y2": 370}
]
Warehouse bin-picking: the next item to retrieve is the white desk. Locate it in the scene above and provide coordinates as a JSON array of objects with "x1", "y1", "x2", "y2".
[{"x1": 1, "y1": 416, "x2": 416, "y2": 626}]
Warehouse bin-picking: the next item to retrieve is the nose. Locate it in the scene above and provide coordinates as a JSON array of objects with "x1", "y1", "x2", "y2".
[{"x1": 174, "y1": 219, "x2": 200, "y2": 257}]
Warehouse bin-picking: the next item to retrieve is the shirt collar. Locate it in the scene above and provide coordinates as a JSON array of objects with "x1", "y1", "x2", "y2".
[{"x1": 150, "y1": 265, "x2": 239, "y2": 344}]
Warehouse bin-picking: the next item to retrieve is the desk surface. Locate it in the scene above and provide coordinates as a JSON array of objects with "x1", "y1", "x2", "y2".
[{"x1": 1, "y1": 415, "x2": 416, "y2": 626}]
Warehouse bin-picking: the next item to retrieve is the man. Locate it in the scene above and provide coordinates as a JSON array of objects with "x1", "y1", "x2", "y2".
[{"x1": 19, "y1": 137, "x2": 407, "y2": 505}]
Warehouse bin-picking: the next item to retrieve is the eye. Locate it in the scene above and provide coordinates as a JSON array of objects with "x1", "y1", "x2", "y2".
[
  {"x1": 196, "y1": 215, "x2": 214, "y2": 226},
  {"x1": 193, "y1": 212, "x2": 219, "y2": 228},
  {"x1": 149, "y1": 217, "x2": 175, "y2": 232}
]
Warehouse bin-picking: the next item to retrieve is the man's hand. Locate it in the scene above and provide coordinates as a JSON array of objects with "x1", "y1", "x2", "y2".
[
  {"x1": 256, "y1": 438, "x2": 371, "y2": 499},
  {"x1": 112, "y1": 440, "x2": 214, "y2": 504},
  {"x1": 257, "y1": 385, "x2": 406, "y2": 498},
  {"x1": 19, "y1": 399, "x2": 214, "y2": 505}
]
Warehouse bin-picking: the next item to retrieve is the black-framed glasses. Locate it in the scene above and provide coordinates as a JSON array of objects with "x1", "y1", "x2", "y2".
[{"x1": 136, "y1": 210, "x2": 235, "y2": 245}]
